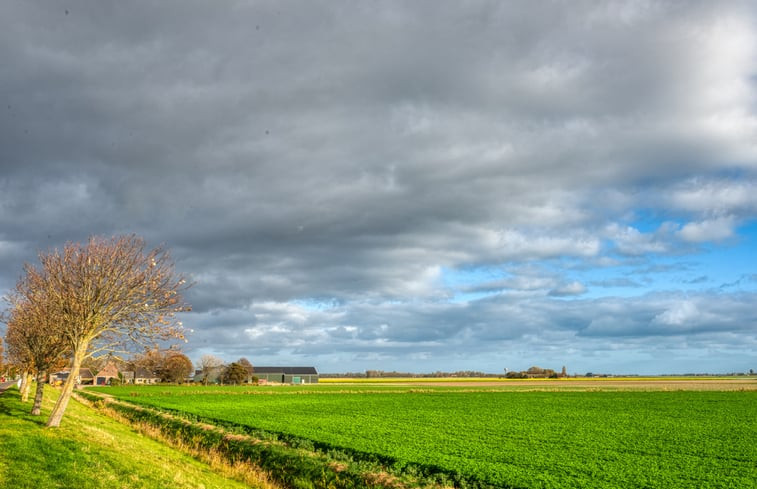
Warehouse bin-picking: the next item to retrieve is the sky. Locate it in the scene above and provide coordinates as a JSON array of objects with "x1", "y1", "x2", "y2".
[{"x1": 1, "y1": 1, "x2": 756, "y2": 375}]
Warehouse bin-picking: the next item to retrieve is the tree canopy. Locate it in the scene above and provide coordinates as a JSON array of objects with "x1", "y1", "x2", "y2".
[
  {"x1": 222, "y1": 362, "x2": 249, "y2": 385},
  {"x1": 3, "y1": 291, "x2": 68, "y2": 415},
  {"x1": 4, "y1": 235, "x2": 191, "y2": 427},
  {"x1": 238, "y1": 357, "x2": 254, "y2": 376},
  {"x1": 161, "y1": 352, "x2": 193, "y2": 383}
]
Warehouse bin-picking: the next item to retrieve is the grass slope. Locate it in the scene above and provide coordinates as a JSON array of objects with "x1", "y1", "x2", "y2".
[{"x1": 0, "y1": 386, "x2": 254, "y2": 489}]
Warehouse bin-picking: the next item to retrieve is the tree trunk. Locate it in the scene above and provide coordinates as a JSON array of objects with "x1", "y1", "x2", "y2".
[
  {"x1": 46, "y1": 350, "x2": 84, "y2": 427},
  {"x1": 20, "y1": 370, "x2": 32, "y2": 402},
  {"x1": 31, "y1": 371, "x2": 46, "y2": 415},
  {"x1": 18, "y1": 369, "x2": 28, "y2": 400}
]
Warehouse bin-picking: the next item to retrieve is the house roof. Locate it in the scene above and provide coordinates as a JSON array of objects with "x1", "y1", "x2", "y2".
[
  {"x1": 95, "y1": 363, "x2": 119, "y2": 378},
  {"x1": 53, "y1": 368, "x2": 94, "y2": 380},
  {"x1": 135, "y1": 367, "x2": 158, "y2": 379},
  {"x1": 253, "y1": 366, "x2": 318, "y2": 375},
  {"x1": 79, "y1": 368, "x2": 94, "y2": 379},
  {"x1": 112, "y1": 368, "x2": 158, "y2": 379}
]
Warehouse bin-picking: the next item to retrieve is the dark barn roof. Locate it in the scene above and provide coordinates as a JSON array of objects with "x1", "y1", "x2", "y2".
[
  {"x1": 254, "y1": 366, "x2": 318, "y2": 375},
  {"x1": 79, "y1": 368, "x2": 94, "y2": 379}
]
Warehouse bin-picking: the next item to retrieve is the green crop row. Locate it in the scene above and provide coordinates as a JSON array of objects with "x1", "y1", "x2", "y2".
[
  {"x1": 93, "y1": 386, "x2": 757, "y2": 488},
  {"x1": 78, "y1": 390, "x2": 496, "y2": 489}
]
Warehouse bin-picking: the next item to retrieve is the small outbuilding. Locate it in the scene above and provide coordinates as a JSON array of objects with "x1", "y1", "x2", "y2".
[{"x1": 254, "y1": 366, "x2": 319, "y2": 384}]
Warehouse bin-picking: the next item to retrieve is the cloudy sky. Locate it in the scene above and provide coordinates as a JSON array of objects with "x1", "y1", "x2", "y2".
[{"x1": 2, "y1": 1, "x2": 756, "y2": 375}]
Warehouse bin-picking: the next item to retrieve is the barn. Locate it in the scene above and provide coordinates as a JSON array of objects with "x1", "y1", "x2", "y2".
[
  {"x1": 254, "y1": 366, "x2": 319, "y2": 384},
  {"x1": 94, "y1": 362, "x2": 120, "y2": 385}
]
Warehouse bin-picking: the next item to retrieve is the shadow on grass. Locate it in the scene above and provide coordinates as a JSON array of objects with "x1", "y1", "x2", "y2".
[{"x1": 0, "y1": 388, "x2": 47, "y2": 426}]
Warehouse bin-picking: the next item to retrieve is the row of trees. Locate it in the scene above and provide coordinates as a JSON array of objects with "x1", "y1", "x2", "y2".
[
  {"x1": 1, "y1": 235, "x2": 190, "y2": 427},
  {"x1": 358, "y1": 370, "x2": 494, "y2": 378},
  {"x1": 72, "y1": 348, "x2": 195, "y2": 385},
  {"x1": 123, "y1": 348, "x2": 194, "y2": 384},
  {"x1": 197, "y1": 354, "x2": 255, "y2": 385},
  {"x1": 505, "y1": 366, "x2": 567, "y2": 379}
]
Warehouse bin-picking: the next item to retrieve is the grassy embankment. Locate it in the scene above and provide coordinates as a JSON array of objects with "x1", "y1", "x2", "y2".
[{"x1": 0, "y1": 385, "x2": 273, "y2": 489}]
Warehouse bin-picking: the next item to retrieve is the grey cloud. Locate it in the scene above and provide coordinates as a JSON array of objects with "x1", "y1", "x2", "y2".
[
  {"x1": 2, "y1": 1, "x2": 757, "y2": 373},
  {"x1": 719, "y1": 274, "x2": 757, "y2": 289},
  {"x1": 180, "y1": 290, "x2": 757, "y2": 372},
  {"x1": 548, "y1": 281, "x2": 587, "y2": 297}
]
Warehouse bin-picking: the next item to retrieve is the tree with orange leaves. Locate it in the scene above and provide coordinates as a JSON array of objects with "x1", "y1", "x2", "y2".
[
  {"x1": 3, "y1": 289, "x2": 68, "y2": 415},
  {"x1": 161, "y1": 352, "x2": 194, "y2": 383},
  {"x1": 18, "y1": 235, "x2": 191, "y2": 427}
]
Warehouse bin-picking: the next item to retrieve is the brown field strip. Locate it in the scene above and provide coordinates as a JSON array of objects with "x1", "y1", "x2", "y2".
[{"x1": 324, "y1": 378, "x2": 757, "y2": 390}]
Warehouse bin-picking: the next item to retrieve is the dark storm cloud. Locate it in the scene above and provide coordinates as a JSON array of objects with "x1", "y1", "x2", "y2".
[{"x1": 1, "y1": 1, "x2": 756, "y2": 372}]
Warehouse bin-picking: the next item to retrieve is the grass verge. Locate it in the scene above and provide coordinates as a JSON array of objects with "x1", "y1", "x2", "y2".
[{"x1": 0, "y1": 385, "x2": 272, "y2": 489}]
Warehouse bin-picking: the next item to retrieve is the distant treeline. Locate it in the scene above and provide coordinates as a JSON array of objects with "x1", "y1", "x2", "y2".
[
  {"x1": 320, "y1": 370, "x2": 499, "y2": 378},
  {"x1": 322, "y1": 369, "x2": 756, "y2": 378}
]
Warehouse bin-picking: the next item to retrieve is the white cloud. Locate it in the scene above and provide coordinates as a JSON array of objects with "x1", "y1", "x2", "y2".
[
  {"x1": 678, "y1": 216, "x2": 735, "y2": 243},
  {"x1": 670, "y1": 179, "x2": 757, "y2": 216},
  {"x1": 606, "y1": 223, "x2": 671, "y2": 256},
  {"x1": 653, "y1": 301, "x2": 699, "y2": 327},
  {"x1": 496, "y1": 230, "x2": 600, "y2": 260}
]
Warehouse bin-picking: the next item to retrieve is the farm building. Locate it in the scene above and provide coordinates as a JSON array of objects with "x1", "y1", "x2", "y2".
[
  {"x1": 254, "y1": 366, "x2": 319, "y2": 384},
  {"x1": 49, "y1": 368, "x2": 94, "y2": 385},
  {"x1": 94, "y1": 362, "x2": 120, "y2": 385},
  {"x1": 121, "y1": 367, "x2": 161, "y2": 384},
  {"x1": 78, "y1": 368, "x2": 95, "y2": 384}
]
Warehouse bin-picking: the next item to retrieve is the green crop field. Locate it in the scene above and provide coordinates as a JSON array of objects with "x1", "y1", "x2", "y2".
[{"x1": 94, "y1": 384, "x2": 757, "y2": 488}]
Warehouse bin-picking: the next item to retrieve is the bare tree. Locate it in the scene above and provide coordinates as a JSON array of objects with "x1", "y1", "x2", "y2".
[
  {"x1": 238, "y1": 357, "x2": 254, "y2": 375},
  {"x1": 198, "y1": 354, "x2": 224, "y2": 385},
  {"x1": 128, "y1": 347, "x2": 168, "y2": 375},
  {"x1": 82, "y1": 355, "x2": 111, "y2": 375},
  {"x1": 3, "y1": 290, "x2": 68, "y2": 415},
  {"x1": 24, "y1": 235, "x2": 190, "y2": 427}
]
